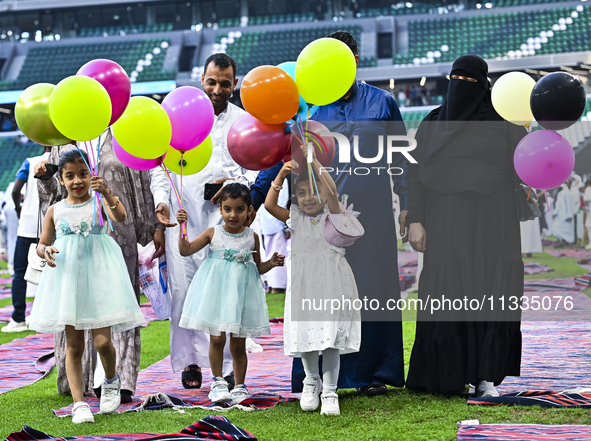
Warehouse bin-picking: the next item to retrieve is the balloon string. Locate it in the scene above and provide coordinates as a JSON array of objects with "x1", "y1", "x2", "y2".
[
  {"x1": 309, "y1": 159, "x2": 321, "y2": 204},
  {"x1": 160, "y1": 164, "x2": 181, "y2": 205},
  {"x1": 96, "y1": 135, "x2": 102, "y2": 227},
  {"x1": 544, "y1": 190, "x2": 550, "y2": 212},
  {"x1": 160, "y1": 164, "x2": 184, "y2": 237},
  {"x1": 527, "y1": 186, "x2": 531, "y2": 201},
  {"x1": 180, "y1": 153, "x2": 186, "y2": 240},
  {"x1": 75, "y1": 144, "x2": 110, "y2": 231},
  {"x1": 311, "y1": 160, "x2": 334, "y2": 196},
  {"x1": 291, "y1": 129, "x2": 304, "y2": 146}
]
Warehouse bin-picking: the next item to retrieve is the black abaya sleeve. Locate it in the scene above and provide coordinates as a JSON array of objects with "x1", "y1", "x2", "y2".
[{"x1": 406, "y1": 111, "x2": 438, "y2": 226}]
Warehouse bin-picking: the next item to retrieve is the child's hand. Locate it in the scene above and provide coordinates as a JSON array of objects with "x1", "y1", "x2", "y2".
[
  {"x1": 42, "y1": 246, "x2": 59, "y2": 267},
  {"x1": 176, "y1": 208, "x2": 188, "y2": 224},
  {"x1": 90, "y1": 176, "x2": 108, "y2": 195},
  {"x1": 270, "y1": 252, "x2": 285, "y2": 267},
  {"x1": 280, "y1": 161, "x2": 293, "y2": 178}
]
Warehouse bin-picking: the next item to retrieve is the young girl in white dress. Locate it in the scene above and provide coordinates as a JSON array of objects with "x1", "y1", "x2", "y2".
[
  {"x1": 265, "y1": 159, "x2": 361, "y2": 416},
  {"x1": 28, "y1": 150, "x2": 145, "y2": 424},
  {"x1": 176, "y1": 183, "x2": 284, "y2": 405}
]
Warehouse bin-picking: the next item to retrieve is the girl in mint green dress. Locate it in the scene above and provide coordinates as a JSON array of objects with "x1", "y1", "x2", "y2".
[
  {"x1": 176, "y1": 183, "x2": 284, "y2": 405},
  {"x1": 28, "y1": 150, "x2": 144, "y2": 424}
]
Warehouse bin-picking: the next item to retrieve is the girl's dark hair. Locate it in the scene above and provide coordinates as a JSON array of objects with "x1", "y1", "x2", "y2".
[
  {"x1": 58, "y1": 149, "x2": 90, "y2": 177},
  {"x1": 219, "y1": 182, "x2": 252, "y2": 206},
  {"x1": 292, "y1": 167, "x2": 321, "y2": 207}
]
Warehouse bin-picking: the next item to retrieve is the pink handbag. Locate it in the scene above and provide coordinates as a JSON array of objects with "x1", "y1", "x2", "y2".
[{"x1": 324, "y1": 195, "x2": 365, "y2": 247}]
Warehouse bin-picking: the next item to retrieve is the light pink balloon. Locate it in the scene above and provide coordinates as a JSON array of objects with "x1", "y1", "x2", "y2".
[
  {"x1": 514, "y1": 130, "x2": 574, "y2": 190},
  {"x1": 113, "y1": 135, "x2": 164, "y2": 170},
  {"x1": 227, "y1": 114, "x2": 291, "y2": 171},
  {"x1": 162, "y1": 86, "x2": 215, "y2": 152}
]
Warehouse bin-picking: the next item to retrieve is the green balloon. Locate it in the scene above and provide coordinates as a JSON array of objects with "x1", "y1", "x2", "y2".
[
  {"x1": 163, "y1": 136, "x2": 212, "y2": 175},
  {"x1": 49, "y1": 76, "x2": 112, "y2": 142},
  {"x1": 15, "y1": 83, "x2": 72, "y2": 146}
]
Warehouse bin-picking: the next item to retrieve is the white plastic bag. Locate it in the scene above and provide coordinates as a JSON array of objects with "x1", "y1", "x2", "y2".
[{"x1": 138, "y1": 242, "x2": 171, "y2": 320}]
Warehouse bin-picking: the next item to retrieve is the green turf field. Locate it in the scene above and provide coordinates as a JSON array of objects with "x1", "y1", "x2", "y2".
[{"x1": 1, "y1": 251, "x2": 590, "y2": 440}]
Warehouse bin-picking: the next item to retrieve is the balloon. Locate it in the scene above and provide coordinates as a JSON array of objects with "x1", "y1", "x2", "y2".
[
  {"x1": 49, "y1": 76, "x2": 112, "y2": 141},
  {"x1": 227, "y1": 114, "x2": 291, "y2": 171},
  {"x1": 514, "y1": 130, "x2": 574, "y2": 190},
  {"x1": 112, "y1": 96, "x2": 171, "y2": 159},
  {"x1": 162, "y1": 86, "x2": 214, "y2": 152},
  {"x1": 277, "y1": 61, "x2": 319, "y2": 121},
  {"x1": 530, "y1": 72, "x2": 586, "y2": 130},
  {"x1": 241, "y1": 66, "x2": 300, "y2": 125},
  {"x1": 113, "y1": 135, "x2": 164, "y2": 170},
  {"x1": 491, "y1": 72, "x2": 535, "y2": 126},
  {"x1": 15, "y1": 83, "x2": 71, "y2": 146},
  {"x1": 289, "y1": 120, "x2": 336, "y2": 174},
  {"x1": 296, "y1": 38, "x2": 356, "y2": 106},
  {"x1": 77, "y1": 59, "x2": 131, "y2": 126},
  {"x1": 163, "y1": 136, "x2": 213, "y2": 175}
]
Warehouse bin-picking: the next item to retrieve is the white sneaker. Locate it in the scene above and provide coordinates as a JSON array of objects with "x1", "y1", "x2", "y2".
[
  {"x1": 1, "y1": 318, "x2": 27, "y2": 333},
  {"x1": 300, "y1": 376, "x2": 322, "y2": 411},
  {"x1": 100, "y1": 375, "x2": 121, "y2": 414},
  {"x1": 208, "y1": 378, "x2": 232, "y2": 403},
  {"x1": 320, "y1": 392, "x2": 340, "y2": 415},
  {"x1": 231, "y1": 385, "x2": 249, "y2": 405},
  {"x1": 475, "y1": 380, "x2": 499, "y2": 398},
  {"x1": 72, "y1": 402, "x2": 95, "y2": 424}
]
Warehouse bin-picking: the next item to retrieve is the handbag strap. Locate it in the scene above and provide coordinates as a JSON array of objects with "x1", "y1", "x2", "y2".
[{"x1": 36, "y1": 205, "x2": 41, "y2": 244}]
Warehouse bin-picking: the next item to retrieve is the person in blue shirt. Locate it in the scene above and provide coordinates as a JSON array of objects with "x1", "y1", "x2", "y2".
[{"x1": 290, "y1": 31, "x2": 410, "y2": 396}]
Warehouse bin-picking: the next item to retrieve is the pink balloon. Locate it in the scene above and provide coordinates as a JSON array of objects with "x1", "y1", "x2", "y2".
[
  {"x1": 514, "y1": 130, "x2": 574, "y2": 190},
  {"x1": 77, "y1": 59, "x2": 131, "y2": 126},
  {"x1": 113, "y1": 135, "x2": 164, "y2": 170},
  {"x1": 227, "y1": 114, "x2": 291, "y2": 171},
  {"x1": 289, "y1": 120, "x2": 335, "y2": 174},
  {"x1": 162, "y1": 86, "x2": 215, "y2": 152}
]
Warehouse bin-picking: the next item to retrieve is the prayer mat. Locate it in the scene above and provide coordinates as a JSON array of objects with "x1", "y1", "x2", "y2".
[
  {"x1": 5, "y1": 416, "x2": 256, "y2": 441},
  {"x1": 457, "y1": 423, "x2": 591, "y2": 440},
  {"x1": 53, "y1": 321, "x2": 297, "y2": 417},
  {"x1": 0, "y1": 333, "x2": 54, "y2": 394}
]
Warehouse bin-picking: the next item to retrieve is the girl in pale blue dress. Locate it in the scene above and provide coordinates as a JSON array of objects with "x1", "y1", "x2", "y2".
[
  {"x1": 176, "y1": 183, "x2": 284, "y2": 405},
  {"x1": 28, "y1": 150, "x2": 145, "y2": 424}
]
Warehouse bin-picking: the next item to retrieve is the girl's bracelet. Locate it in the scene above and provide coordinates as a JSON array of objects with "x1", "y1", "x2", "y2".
[
  {"x1": 108, "y1": 196, "x2": 120, "y2": 210},
  {"x1": 271, "y1": 182, "x2": 283, "y2": 191}
]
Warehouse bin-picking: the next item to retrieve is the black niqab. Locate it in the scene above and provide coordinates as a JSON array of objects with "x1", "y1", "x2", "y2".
[{"x1": 417, "y1": 55, "x2": 525, "y2": 194}]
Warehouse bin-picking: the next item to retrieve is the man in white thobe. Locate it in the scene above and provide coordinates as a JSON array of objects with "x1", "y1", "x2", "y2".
[
  {"x1": 150, "y1": 54, "x2": 257, "y2": 387},
  {"x1": 553, "y1": 179, "x2": 575, "y2": 245}
]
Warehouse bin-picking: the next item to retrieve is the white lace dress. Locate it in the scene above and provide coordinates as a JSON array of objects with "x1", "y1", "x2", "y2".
[
  {"x1": 284, "y1": 205, "x2": 361, "y2": 357},
  {"x1": 179, "y1": 225, "x2": 270, "y2": 338}
]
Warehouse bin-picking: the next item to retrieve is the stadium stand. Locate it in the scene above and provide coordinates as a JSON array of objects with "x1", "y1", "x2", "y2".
[
  {"x1": 395, "y1": 4, "x2": 591, "y2": 66},
  {"x1": 0, "y1": 39, "x2": 175, "y2": 91},
  {"x1": 78, "y1": 23, "x2": 174, "y2": 38},
  {"x1": 0, "y1": 136, "x2": 43, "y2": 191}
]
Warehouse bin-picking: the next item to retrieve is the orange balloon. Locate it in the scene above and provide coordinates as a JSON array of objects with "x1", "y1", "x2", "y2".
[{"x1": 241, "y1": 66, "x2": 300, "y2": 125}]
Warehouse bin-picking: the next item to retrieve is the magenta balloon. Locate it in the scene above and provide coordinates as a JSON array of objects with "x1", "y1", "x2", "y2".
[
  {"x1": 514, "y1": 130, "x2": 575, "y2": 190},
  {"x1": 227, "y1": 114, "x2": 291, "y2": 171},
  {"x1": 77, "y1": 59, "x2": 131, "y2": 126},
  {"x1": 113, "y1": 135, "x2": 164, "y2": 170},
  {"x1": 162, "y1": 86, "x2": 215, "y2": 152}
]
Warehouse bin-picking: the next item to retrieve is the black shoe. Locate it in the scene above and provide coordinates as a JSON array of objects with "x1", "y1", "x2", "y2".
[
  {"x1": 121, "y1": 389, "x2": 133, "y2": 403},
  {"x1": 224, "y1": 374, "x2": 235, "y2": 391}
]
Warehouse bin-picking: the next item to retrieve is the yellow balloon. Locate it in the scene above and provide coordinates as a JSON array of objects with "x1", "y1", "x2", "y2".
[
  {"x1": 49, "y1": 76, "x2": 111, "y2": 141},
  {"x1": 295, "y1": 38, "x2": 356, "y2": 106},
  {"x1": 15, "y1": 83, "x2": 72, "y2": 146},
  {"x1": 112, "y1": 96, "x2": 171, "y2": 160},
  {"x1": 491, "y1": 72, "x2": 535, "y2": 126},
  {"x1": 163, "y1": 136, "x2": 213, "y2": 175}
]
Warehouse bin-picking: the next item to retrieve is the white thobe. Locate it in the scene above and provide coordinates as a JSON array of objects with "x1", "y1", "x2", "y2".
[
  {"x1": 553, "y1": 185, "x2": 575, "y2": 244},
  {"x1": 520, "y1": 218, "x2": 542, "y2": 254},
  {"x1": 151, "y1": 103, "x2": 258, "y2": 374}
]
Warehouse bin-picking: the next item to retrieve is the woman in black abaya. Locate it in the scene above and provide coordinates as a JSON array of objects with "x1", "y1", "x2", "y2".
[{"x1": 405, "y1": 55, "x2": 526, "y2": 396}]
